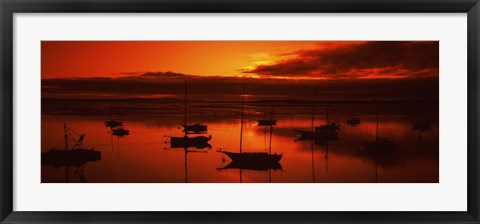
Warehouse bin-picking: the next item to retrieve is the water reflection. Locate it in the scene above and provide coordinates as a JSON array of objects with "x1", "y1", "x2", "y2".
[{"x1": 41, "y1": 100, "x2": 438, "y2": 183}]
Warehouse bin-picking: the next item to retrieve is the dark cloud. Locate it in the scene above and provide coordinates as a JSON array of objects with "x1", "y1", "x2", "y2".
[{"x1": 244, "y1": 41, "x2": 439, "y2": 78}]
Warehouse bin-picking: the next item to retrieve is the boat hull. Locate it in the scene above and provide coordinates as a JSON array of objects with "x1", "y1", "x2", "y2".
[
  {"x1": 112, "y1": 128, "x2": 129, "y2": 136},
  {"x1": 315, "y1": 123, "x2": 340, "y2": 132},
  {"x1": 183, "y1": 124, "x2": 208, "y2": 134},
  {"x1": 295, "y1": 129, "x2": 338, "y2": 141},
  {"x1": 41, "y1": 148, "x2": 101, "y2": 167},
  {"x1": 257, "y1": 120, "x2": 277, "y2": 126},
  {"x1": 347, "y1": 118, "x2": 361, "y2": 125},
  {"x1": 218, "y1": 151, "x2": 282, "y2": 163},
  {"x1": 170, "y1": 136, "x2": 212, "y2": 149},
  {"x1": 105, "y1": 120, "x2": 123, "y2": 128},
  {"x1": 218, "y1": 160, "x2": 282, "y2": 171},
  {"x1": 412, "y1": 122, "x2": 433, "y2": 132}
]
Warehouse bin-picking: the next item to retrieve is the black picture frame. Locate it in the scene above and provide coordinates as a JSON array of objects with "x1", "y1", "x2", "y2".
[{"x1": 1, "y1": 0, "x2": 479, "y2": 223}]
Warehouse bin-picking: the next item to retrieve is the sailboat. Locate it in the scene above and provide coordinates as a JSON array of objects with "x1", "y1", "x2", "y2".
[
  {"x1": 295, "y1": 93, "x2": 339, "y2": 141},
  {"x1": 42, "y1": 123, "x2": 101, "y2": 167},
  {"x1": 104, "y1": 106, "x2": 122, "y2": 128},
  {"x1": 217, "y1": 86, "x2": 282, "y2": 164},
  {"x1": 346, "y1": 117, "x2": 361, "y2": 126},
  {"x1": 411, "y1": 120, "x2": 432, "y2": 140},
  {"x1": 105, "y1": 118, "x2": 123, "y2": 128},
  {"x1": 257, "y1": 104, "x2": 277, "y2": 126},
  {"x1": 219, "y1": 106, "x2": 282, "y2": 171},
  {"x1": 112, "y1": 127, "x2": 129, "y2": 136},
  {"x1": 257, "y1": 119, "x2": 277, "y2": 126},
  {"x1": 359, "y1": 101, "x2": 394, "y2": 152},
  {"x1": 314, "y1": 105, "x2": 340, "y2": 132},
  {"x1": 104, "y1": 113, "x2": 129, "y2": 137},
  {"x1": 170, "y1": 80, "x2": 211, "y2": 149},
  {"x1": 170, "y1": 135, "x2": 212, "y2": 149},
  {"x1": 412, "y1": 120, "x2": 433, "y2": 131},
  {"x1": 181, "y1": 80, "x2": 208, "y2": 134}
]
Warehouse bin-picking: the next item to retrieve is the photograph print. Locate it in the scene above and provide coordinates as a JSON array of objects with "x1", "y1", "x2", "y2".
[{"x1": 41, "y1": 41, "x2": 439, "y2": 183}]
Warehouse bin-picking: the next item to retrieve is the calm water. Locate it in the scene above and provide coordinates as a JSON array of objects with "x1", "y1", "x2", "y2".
[{"x1": 41, "y1": 104, "x2": 439, "y2": 183}]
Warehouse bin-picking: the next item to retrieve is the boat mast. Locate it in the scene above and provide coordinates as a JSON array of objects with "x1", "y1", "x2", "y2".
[
  {"x1": 312, "y1": 89, "x2": 315, "y2": 132},
  {"x1": 375, "y1": 152, "x2": 378, "y2": 183},
  {"x1": 239, "y1": 85, "x2": 245, "y2": 154},
  {"x1": 269, "y1": 109, "x2": 273, "y2": 154},
  {"x1": 184, "y1": 80, "x2": 187, "y2": 128},
  {"x1": 311, "y1": 139, "x2": 315, "y2": 182},
  {"x1": 64, "y1": 123, "x2": 68, "y2": 151},
  {"x1": 311, "y1": 89, "x2": 316, "y2": 182},
  {"x1": 326, "y1": 104, "x2": 329, "y2": 124},
  {"x1": 375, "y1": 100, "x2": 379, "y2": 140},
  {"x1": 325, "y1": 141, "x2": 329, "y2": 172}
]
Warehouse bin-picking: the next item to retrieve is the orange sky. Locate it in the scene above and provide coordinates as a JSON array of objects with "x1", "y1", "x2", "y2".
[
  {"x1": 41, "y1": 41, "x2": 439, "y2": 80},
  {"x1": 41, "y1": 41, "x2": 318, "y2": 79}
]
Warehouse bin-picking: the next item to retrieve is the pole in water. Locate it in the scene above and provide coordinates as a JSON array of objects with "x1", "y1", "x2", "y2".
[
  {"x1": 239, "y1": 85, "x2": 245, "y2": 154},
  {"x1": 311, "y1": 139, "x2": 315, "y2": 183},
  {"x1": 184, "y1": 80, "x2": 187, "y2": 128},
  {"x1": 269, "y1": 110, "x2": 274, "y2": 154},
  {"x1": 311, "y1": 89, "x2": 316, "y2": 132},
  {"x1": 375, "y1": 151, "x2": 378, "y2": 183},
  {"x1": 376, "y1": 100, "x2": 379, "y2": 140},
  {"x1": 326, "y1": 104, "x2": 329, "y2": 124},
  {"x1": 64, "y1": 123, "x2": 68, "y2": 151}
]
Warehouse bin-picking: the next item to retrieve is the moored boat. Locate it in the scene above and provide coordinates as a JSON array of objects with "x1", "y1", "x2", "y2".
[
  {"x1": 170, "y1": 135, "x2": 212, "y2": 149},
  {"x1": 217, "y1": 85, "x2": 282, "y2": 163},
  {"x1": 346, "y1": 117, "x2": 361, "y2": 125},
  {"x1": 105, "y1": 119, "x2": 123, "y2": 128},
  {"x1": 112, "y1": 127, "x2": 129, "y2": 136},
  {"x1": 41, "y1": 123, "x2": 101, "y2": 168}
]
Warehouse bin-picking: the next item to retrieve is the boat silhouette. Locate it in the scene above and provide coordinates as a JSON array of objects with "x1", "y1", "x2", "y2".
[
  {"x1": 346, "y1": 117, "x2": 361, "y2": 126},
  {"x1": 112, "y1": 127, "x2": 130, "y2": 136},
  {"x1": 169, "y1": 81, "x2": 212, "y2": 149},
  {"x1": 257, "y1": 119, "x2": 277, "y2": 126},
  {"x1": 105, "y1": 118, "x2": 123, "y2": 128},
  {"x1": 295, "y1": 129, "x2": 339, "y2": 142},
  {"x1": 257, "y1": 105, "x2": 277, "y2": 126},
  {"x1": 170, "y1": 135, "x2": 212, "y2": 149},
  {"x1": 412, "y1": 121, "x2": 433, "y2": 131},
  {"x1": 295, "y1": 92, "x2": 339, "y2": 141},
  {"x1": 314, "y1": 105, "x2": 340, "y2": 132},
  {"x1": 218, "y1": 151, "x2": 282, "y2": 163},
  {"x1": 184, "y1": 123, "x2": 207, "y2": 134},
  {"x1": 218, "y1": 85, "x2": 283, "y2": 164},
  {"x1": 411, "y1": 120, "x2": 433, "y2": 140},
  {"x1": 42, "y1": 123, "x2": 101, "y2": 168},
  {"x1": 181, "y1": 80, "x2": 208, "y2": 134},
  {"x1": 218, "y1": 160, "x2": 282, "y2": 171}
]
